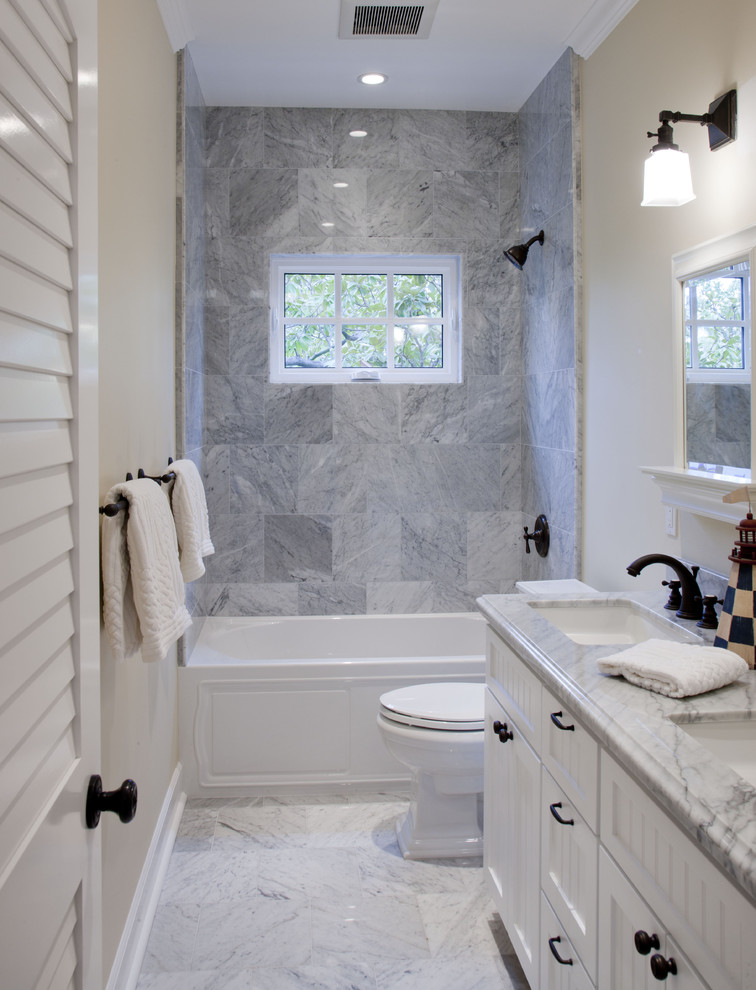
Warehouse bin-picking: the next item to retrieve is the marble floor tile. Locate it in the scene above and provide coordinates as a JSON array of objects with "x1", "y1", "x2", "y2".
[
  {"x1": 311, "y1": 891, "x2": 430, "y2": 963},
  {"x1": 192, "y1": 894, "x2": 312, "y2": 973},
  {"x1": 138, "y1": 792, "x2": 530, "y2": 990},
  {"x1": 374, "y1": 953, "x2": 525, "y2": 990}
]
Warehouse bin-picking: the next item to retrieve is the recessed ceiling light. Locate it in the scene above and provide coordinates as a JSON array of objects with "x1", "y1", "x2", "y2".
[
  {"x1": 321, "y1": 221, "x2": 335, "y2": 228},
  {"x1": 349, "y1": 129, "x2": 368, "y2": 138},
  {"x1": 333, "y1": 181, "x2": 349, "y2": 188},
  {"x1": 358, "y1": 72, "x2": 387, "y2": 86}
]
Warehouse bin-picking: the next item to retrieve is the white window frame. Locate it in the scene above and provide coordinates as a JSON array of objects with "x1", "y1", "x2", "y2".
[
  {"x1": 642, "y1": 225, "x2": 756, "y2": 521},
  {"x1": 684, "y1": 260, "x2": 751, "y2": 385},
  {"x1": 269, "y1": 254, "x2": 462, "y2": 384}
]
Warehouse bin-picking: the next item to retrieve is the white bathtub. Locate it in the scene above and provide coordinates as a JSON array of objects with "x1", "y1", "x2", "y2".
[{"x1": 178, "y1": 613, "x2": 486, "y2": 796}]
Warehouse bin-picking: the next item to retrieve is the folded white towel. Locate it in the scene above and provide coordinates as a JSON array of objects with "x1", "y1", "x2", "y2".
[
  {"x1": 169, "y1": 459, "x2": 215, "y2": 582},
  {"x1": 101, "y1": 478, "x2": 192, "y2": 662},
  {"x1": 597, "y1": 638, "x2": 749, "y2": 698}
]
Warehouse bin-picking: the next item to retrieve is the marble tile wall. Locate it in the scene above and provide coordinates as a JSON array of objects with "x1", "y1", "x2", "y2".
[
  {"x1": 519, "y1": 49, "x2": 581, "y2": 582},
  {"x1": 176, "y1": 49, "x2": 207, "y2": 646},
  {"x1": 195, "y1": 105, "x2": 526, "y2": 615},
  {"x1": 175, "y1": 52, "x2": 582, "y2": 617}
]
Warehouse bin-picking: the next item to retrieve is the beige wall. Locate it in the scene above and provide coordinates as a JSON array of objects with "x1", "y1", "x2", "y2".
[
  {"x1": 582, "y1": 0, "x2": 756, "y2": 590},
  {"x1": 97, "y1": 0, "x2": 178, "y2": 976}
]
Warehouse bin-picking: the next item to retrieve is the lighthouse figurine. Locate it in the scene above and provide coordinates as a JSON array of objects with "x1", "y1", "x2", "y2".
[{"x1": 714, "y1": 488, "x2": 756, "y2": 668}]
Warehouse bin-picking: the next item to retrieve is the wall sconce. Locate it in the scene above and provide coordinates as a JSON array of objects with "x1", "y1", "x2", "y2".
[
  {"x1": 641, "y1": 89, "x2": 737, "y2": 207},
  {"x1": 504, "y1": 230, "x2": 544, "y2": 269}
]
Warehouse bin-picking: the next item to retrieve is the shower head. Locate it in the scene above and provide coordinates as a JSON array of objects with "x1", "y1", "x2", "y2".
[{"x1": 504, "y1": 230, "x2": 545, "y2": 270}]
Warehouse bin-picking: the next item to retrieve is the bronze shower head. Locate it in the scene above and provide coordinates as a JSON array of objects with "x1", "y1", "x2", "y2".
[{"x1": 504, "y1": 230, "x2": 545, "y2": 270}]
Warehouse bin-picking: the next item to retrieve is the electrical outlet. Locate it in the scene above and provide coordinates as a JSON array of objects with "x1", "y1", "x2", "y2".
[{"x1": 665, "y1": 506, "x2": 678, "y2": 537}]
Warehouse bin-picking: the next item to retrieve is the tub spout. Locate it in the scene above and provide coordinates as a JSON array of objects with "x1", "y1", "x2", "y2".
[{"x1": 626, "y1": 554, "x2": 703, "y2": 621}]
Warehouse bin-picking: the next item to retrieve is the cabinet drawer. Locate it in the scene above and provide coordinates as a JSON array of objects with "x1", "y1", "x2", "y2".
[
  {"x1": 598, "y1": 849, "x2": 707, "y2": 990},
  {"x1": 486, "y1": 628, "x2": 541, "y2": 753},
  {"x1": 541, "y1": 893, "x2": 595, "y2": 990},
  {"x1": 541, "y1": 767, "x2": 598, "y2": 982},
  {"x1": 542, "y1": 686, "x2": 598, "y2": 830},
  {"x1": 601, "y1": 752, "x2": 756, "y2": 990}
]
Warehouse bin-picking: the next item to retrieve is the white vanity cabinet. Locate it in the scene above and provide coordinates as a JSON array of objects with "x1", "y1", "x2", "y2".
[
  {"x1": 484, "y1": 625, "x2": 756, "y2": 990},
  {"x1": 484, "y1": 674, "x2": 541, "y2": 989}
]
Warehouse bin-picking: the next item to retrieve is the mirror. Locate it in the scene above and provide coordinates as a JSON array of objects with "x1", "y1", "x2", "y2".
[{"x1": 684, "y1": 259, "x2": 751, "y2": 478}]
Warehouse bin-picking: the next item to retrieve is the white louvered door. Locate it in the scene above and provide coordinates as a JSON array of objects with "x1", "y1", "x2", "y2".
[{"x1": 0, "y1": 1, "x2": 101, "y2": 988}]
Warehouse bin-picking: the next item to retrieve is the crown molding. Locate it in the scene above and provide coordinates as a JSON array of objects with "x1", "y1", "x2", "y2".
[
  {"x1": 156, "y1": 0, "x2": 194, "y2": 52},
  {"x1": 565, "y1": 0, "x2": 639, "y2": 58}
]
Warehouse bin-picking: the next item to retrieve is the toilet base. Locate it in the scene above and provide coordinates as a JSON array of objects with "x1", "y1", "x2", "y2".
[{"x1": 395, "y1": 791, "x2": 483, "y2": 860}]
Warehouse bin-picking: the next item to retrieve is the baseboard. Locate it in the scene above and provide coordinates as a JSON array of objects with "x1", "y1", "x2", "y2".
[{"x1": 105, "y1": 763, "x2": 186, "y2": 990}]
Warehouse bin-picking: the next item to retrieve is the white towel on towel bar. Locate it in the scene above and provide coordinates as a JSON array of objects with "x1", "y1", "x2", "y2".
[
  {"x1": 169, "y1": 459, "x2": 215, "y2": 582},
  {"x1": 597, "y1": 638, "x2": 748, "y2": 698},
  {"x1": 101, "y1": 478, "x2": 192, "y2": 662}
]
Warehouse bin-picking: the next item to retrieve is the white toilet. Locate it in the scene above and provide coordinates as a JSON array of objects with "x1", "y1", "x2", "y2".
[{"x1": 377, "y1": 681, "x2": 485, "y2": 860}]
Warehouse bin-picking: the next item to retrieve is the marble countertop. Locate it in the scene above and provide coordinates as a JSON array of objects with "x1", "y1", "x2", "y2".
[{"x1": 476, "y1": 591, "x2": 756, "y2": 903}]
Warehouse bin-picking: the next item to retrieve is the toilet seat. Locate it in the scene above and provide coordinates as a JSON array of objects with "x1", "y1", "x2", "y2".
[{"x1": 379, "y1": 682, "x2": 484, "y2": 731}]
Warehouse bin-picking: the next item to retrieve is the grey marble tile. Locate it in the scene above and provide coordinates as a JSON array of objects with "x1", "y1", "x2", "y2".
[
  {"x1": 263, "y1": 107, "x2": 333, "y2": 167},
  {"x1": 499, "y1": 294, "x2": 523, "y2": 377},
  {"x1": 435, "y1": 445, "x2": 502, "y2": 512},
  {"x1": 229, "y1": 169, "x2": 299, "y2": 238},
  {"x1": 141, "y1": 902, "x2": 201, "y2": 973},
  {"x1": 500, "y1": 443, "x2": 522, "y2": 513},
  {"x1": 417, "y1": 888, "x2": 512, "y2": 958},
  {"x1": 185, "y1": 370, "x2": 204, "y2": 451},
  {"x1": 521, "y1": 121, "x2": 574, "y2": 229},
  {"x1": 466, "y1": 239, "x2": 512, "y2": 310},
  {"x1": 205, "y1": 233, "x2": 267, "y2": 308},
  {"x1": 366, "y1": 581, "x2": 435, "y2": 614},
  {"x1": 202, "y1": 513, "x2": 264, "y2": 583},
  {"x1": 198, "y1": 583, "x2": 299, "y2": 617},
  {"x1": 298, "y1": 169, "x2": 367, "y2": 237},
  {"x1": 365, "y1": 446, "x2": 448, "y2": 513},
  {"x1": 204, "y1": 168, "x2": 229, "y2": 243},
  {"x1": 366, "y1": 170, "x2": 433, "y2": 237},
  {"x1": 230, "y1": 445, "x2": 299, "y2": 513},
  {"x1": 264, "y1": 385, "x2": 333, "y2": 444},
  {"x1": 466, "y1": 111, "x2": 519, "y2": 171},
  {"x1": 297, "y1": 445, "x2": 367, "y2": 514},
  {"x1": 203, "y1": 305, "x2": 229, "y2": 376},
  {"x1": 333, "y1": 108, "x2": 402, "y2": 168},
  {"x1": 158, "y1": 846, "x2": 259, "y2": 906},
  {"x1": 216, "y1": 803, "x2": 309, "y2": 845},
  {"x1": 463, "y1": 306, "x2": 501, "y2": 378},
  {"x1": 522, "y1": 369, "x2": 575, "y2": 451},
  {"x1": 397, "y1": 110, "x2": 467, "y2": 170},
  {"x1": 193, "y1": 894, "x2": 312, "y2": 972},
  {"x1": 205, "y1": 376, "x2": 264, "y2": 444},
  {"x1": 203, "y1": 444, "x2": 230, "y2": 515},
  {"x1": 522, "y1": 444, "x2": 576, "y2": 535},
  {"x1": 264, "y1": 514, "x2": 333, "y2": 582},
  {"x1": 523, "y1": 283, "x2": 575, "y2": 378},
  {"x1": 467, "y1": 511, "x2": 523, "y2": 583},
  {"x1": 228, "y1": 304, "x2": 269, "y2": 376},
  {"x1": 356, "y1": 845, "x2": 480, "y2": 899},
  {"x1": 400, "y1": 384, "x2": 468, "y2": 444},
  {"x1": 257, "y1": 846, "x2": 363, "y2": 901},
  {"x1": 332, "y1": 513, "x2": 401, "y2": 583},
  {"x1": 499, "y1": 170, "x2": 521, "y2": 240},
  {"x1": 519, "y1": 49, "x2": 573, "y2": 166},
  {"x1": 305, "y1": 801, "x2": 408, "y2": 849},
  {"x1": 205, "y1": 107, "x2": 264, "y2": 168},
  {"x1": 401, "y1": 513, "x2": 467, "y2": 583},
  {"x1": 297, "y1": 582, "x2": 366, "y2": 615},
  {"x1": 311, "y1": 891, "x2": 429, "y2": 962},
  {"x1": 333, "y1": 384, "x2": 401, "y2": 443},
  {"x1": 433, "y1": 171, "x2": 500, "y2": 241},
  {"x1": 432, "y1": 581, "x2": 502, "y2": 612},
  {"x1": 247, "y1": 959, "x2": 377, "y2": 990},
  {"x1": 374, "y1": 954, "x2": 524, "y2": 990},
  {"x1": 468, "y1": 375, "x2": 521, "y2": 444},
  {"x1": 136, "y1": 973, "x2": 224, "y2": 990}
]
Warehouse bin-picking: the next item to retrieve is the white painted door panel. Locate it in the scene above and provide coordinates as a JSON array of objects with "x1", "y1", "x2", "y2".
[{"x1": 0, "y1": 2, "x2": 100, "y2": 989}]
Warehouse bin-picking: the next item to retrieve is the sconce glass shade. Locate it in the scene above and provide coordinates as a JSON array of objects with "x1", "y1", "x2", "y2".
[{"x1": 641, "y1": 147, "x2": 695, "y2": 207}]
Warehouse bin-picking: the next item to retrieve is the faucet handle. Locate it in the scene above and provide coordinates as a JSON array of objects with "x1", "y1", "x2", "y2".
[{"x1": 661, "y1": 580, "x2": 682, "y2": 612}]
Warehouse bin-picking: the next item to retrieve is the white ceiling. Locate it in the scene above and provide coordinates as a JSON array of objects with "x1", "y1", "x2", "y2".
[{"x1": 157, "y1": 0, "x2": 637, "y2": 112}]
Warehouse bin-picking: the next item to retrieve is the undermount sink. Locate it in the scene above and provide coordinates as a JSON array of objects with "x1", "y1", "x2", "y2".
[
  {"x1": 675, "y1": 718, "x2": 756, "y2": 789},
  {"x1": 528, "y1": 599, "x2": 701, "y2": 646}
]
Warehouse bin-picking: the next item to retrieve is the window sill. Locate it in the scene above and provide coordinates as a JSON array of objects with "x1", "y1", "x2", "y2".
[{"x1": 641, "y1": 465, "x2": 752, "y2": 524}]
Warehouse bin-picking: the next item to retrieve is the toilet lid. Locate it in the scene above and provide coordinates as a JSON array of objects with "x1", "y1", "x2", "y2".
[{"x1": 379, "y1": 682, "x2": 485, "y2": 731}]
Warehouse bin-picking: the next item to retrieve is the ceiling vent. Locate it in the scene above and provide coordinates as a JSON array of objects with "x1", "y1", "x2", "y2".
[{"x1": 338, "y1": 1, "x2": 440, "y2": 39}]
